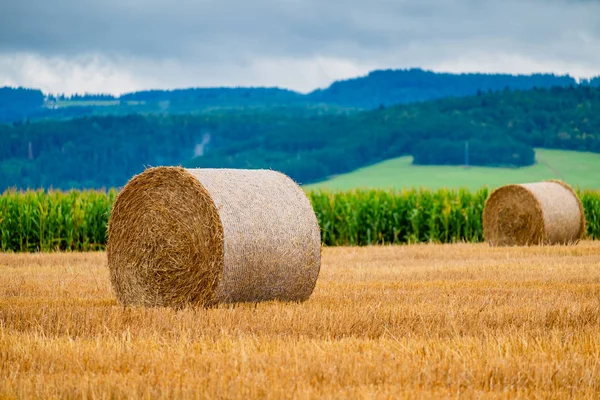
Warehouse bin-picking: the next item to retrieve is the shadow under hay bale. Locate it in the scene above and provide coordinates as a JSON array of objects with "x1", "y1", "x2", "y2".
[
  {"x1": 483, "y1": 180, "x2": 586, "y2": 247},
  {"x1": 107, "y1": 167, "x2": 321, "y2": 308}
]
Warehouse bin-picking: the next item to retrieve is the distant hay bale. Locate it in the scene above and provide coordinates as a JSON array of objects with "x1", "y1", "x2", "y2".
[
  {"x1": 483, "y1": 180, "x2": 586, "y2": 246},
  {"x1": 107, "y1": 167, "x2": 321, "y2": 308}
]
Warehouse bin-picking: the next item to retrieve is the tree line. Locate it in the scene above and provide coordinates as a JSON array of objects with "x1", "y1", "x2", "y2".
[
  {"x1": 1, "y1": 84, "x2": 599, "y2": 191},
  {"x1": 2, "y1": 68, "x2": 599, "y2": 124}
]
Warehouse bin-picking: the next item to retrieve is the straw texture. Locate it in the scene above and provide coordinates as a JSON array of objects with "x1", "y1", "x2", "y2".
[
  {"x1": 483, "y1": 180, "x2": 585, "y2": 246},
  {"x1": 107, "y1": 167, "x2": 321, "y2": 308}
]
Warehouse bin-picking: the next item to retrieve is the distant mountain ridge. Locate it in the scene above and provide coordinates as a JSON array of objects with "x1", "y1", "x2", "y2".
[
  {"x1": 308, "y1": 68, "x2": 600, "y2": 108},
  {"x1": 1, "y1": 68, "x2": 599, "y2": 123}
]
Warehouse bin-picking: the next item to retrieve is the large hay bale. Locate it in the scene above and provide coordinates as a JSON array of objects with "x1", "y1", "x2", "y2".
[
  {"x1": 107, "y1": 167, "x2": 321, "y2": 308},
  {"x1": 483, "y1": 180, "x2": 585, "y2": 246}
]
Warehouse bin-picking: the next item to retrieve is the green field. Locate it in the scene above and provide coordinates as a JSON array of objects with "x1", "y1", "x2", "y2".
[
  {"x1": 46, "y1": 100, "x2": 146, "y2": 108},
  {"x1": 53, "y1": 100, "x2": 121, "y2": 107},
  {"x1": 304, "y1": 149, "x2": 600, "y2": 191}
]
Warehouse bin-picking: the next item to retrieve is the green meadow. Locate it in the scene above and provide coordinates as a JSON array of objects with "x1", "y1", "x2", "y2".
[{"x1": 304, "y1": 149, "x2": 600, "y2": 191}]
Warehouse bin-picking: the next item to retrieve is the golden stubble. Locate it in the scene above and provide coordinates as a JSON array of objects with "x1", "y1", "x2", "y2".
[{"x1": 1, "y1": 243, "x2": 600, "y2": 399}]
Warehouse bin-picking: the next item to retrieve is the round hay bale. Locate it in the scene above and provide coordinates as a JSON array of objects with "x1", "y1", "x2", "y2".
[
  {"x1": 482, "y1": 180, "x2": 586, "y2": 246},
  {"x1": 107, "y1": 167, "x2": 321, "y2": 308}
]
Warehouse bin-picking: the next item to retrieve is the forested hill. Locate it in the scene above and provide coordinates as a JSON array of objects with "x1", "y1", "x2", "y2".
[
  {"x1": 0, "y1": 87, "x2": 45, "y2": 122},
  {"x1": 103, "y1": 69, "x2": 596, "y2": 108},
  {"x1": 2, "y1": 69, "x2": 599, "y2": 123},
  {"x1": 308, "y1": 69, "x2": 599, "y2": 108},
  {"x1": 1, "y1": 84, "x2": 599, "y2": 191}
]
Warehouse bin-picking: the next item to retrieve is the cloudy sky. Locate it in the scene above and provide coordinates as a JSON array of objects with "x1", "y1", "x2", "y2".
[{"x1": 1, "y1": 0, "x2": 599, "y2": 95}]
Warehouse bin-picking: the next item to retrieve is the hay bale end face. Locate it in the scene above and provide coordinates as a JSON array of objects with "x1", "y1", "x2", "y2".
[
  {"x1": 483, "y1": 180, "x2": 586, "y2": 246},
  {"x1": 107, "y1": 167, "x2": 321, "y2": 308}
]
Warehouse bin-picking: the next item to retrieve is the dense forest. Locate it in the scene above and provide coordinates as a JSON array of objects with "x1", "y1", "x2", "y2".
[
  {"x1": 1, "y1": 84, "x2": 599, "y2": 191},
  {"x1": 1, "y1": 68, "x2": 598, "y2": 123},
  {"x1": 308, "y1": 69, "x2": 596, "y2": 108},
  {"x1": 0, "y1": 87, "x2": 45, "y2": 122}
]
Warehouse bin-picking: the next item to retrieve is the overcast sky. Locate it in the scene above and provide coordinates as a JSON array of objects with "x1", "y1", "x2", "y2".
[{"x1": 1, "y1": 0, "x2": 599, "y2": 95}]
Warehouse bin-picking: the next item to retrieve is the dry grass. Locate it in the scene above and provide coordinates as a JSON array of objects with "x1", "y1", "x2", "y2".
[{"x1": 1, "y1": 243, "x2": 600, "y2": 399}]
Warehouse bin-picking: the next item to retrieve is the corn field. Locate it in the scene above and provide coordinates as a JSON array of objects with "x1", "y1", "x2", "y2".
[
  {"x1": 1, "y1": 188, "x2": 599, "y2": 251},
  {"x1": 0, "y1": 189, "x2": 116, "y2": 252},
  {"x1": 308, "y1": 188, "x2": 490, "y2": 245}
]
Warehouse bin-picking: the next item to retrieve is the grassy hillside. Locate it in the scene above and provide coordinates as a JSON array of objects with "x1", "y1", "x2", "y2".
[{"x1": 304, "y1": 149, "x2": 600, "y2": 190}]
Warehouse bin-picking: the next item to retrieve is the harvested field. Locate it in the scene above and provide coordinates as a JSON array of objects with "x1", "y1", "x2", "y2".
[{"x1": 1, "y1": 243, "x2": 600, "y2": 398}]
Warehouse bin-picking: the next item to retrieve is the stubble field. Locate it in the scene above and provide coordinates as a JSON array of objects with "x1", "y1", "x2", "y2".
[{"x1": 1, "y1": 242, "x2": 600, "y2": 399}]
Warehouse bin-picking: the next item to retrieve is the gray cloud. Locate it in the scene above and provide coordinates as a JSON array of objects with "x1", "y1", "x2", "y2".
[{"x1": 0, "y1": 0, "x2": 599, "y2": 94}]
